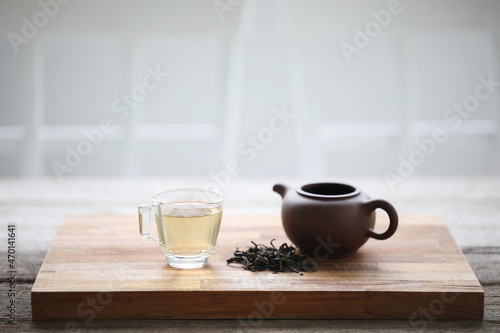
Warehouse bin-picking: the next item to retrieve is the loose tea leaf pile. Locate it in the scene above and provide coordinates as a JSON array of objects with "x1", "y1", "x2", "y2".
[{"x1": 227, "y1": 239, "x2": 317, "y2": 275}]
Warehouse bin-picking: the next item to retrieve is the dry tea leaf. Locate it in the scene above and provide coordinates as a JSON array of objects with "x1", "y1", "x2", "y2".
[{"x1": 227, "y1": 239, "x2": 317, "y2": 275}]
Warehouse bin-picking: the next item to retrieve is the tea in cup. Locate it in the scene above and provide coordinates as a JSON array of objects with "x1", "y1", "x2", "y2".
[{"x1": 138, "y1": 188, "x2": 223, "y2": 269}]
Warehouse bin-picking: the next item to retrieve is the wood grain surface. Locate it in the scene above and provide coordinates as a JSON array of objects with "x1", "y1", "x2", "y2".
[{"x1": 31, "y1": 213, "x2": 484, "y2": 320}]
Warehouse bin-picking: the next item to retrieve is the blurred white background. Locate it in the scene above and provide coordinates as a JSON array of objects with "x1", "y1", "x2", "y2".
[{"x1": 0, "y1": 0, "x2": 499, "y2": 181}]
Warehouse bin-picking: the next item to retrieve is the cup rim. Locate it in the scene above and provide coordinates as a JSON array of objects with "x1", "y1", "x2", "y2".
[
  {"x1": 151, "y1": 187, "x2": 224, "y2": 206},
  {"x1": 296, "y1": 182, "x2": 360, "y2": 199}
]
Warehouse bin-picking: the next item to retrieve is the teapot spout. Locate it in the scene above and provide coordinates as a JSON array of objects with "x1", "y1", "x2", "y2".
[{"x1": 273, "y1": 183, "x2": 290, "y2": 198}]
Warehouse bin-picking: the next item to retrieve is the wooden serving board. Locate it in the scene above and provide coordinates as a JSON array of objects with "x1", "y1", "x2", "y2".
[{"x1": 31, "y1": 214, "x2": 484, "y2": 320}]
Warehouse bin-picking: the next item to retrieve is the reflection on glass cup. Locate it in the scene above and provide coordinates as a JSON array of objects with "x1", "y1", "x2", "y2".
[{"x1": 138, "y1": 188, "x2": 223, "y2": 269}]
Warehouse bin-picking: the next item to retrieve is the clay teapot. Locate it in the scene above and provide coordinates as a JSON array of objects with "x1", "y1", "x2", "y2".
[{"x1": 273, "y1": 182, "x2": 398, "y2": 258}]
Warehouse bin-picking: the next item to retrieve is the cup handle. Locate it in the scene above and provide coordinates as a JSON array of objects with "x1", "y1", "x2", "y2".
[
  {"x1": 363, "y1": 199, "x2": 398, "y2": 240},
  {"x1": 138, "y1": 203, "x2": 161, "y2": 244}
]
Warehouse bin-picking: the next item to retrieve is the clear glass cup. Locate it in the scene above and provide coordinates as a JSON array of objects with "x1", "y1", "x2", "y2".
[{"x1": 138, "y1": 188, "x2": 223, "y2": 269}]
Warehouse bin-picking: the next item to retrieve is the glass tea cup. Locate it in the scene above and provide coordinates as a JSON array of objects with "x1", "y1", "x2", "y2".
[{"x1": 138, "y1": 188, "x2": 223, "y2": 269}]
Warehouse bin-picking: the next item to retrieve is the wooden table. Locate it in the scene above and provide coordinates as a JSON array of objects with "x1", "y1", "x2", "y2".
[{"x1": 1, "y1": 177, "x2": 499, "y2": 332}]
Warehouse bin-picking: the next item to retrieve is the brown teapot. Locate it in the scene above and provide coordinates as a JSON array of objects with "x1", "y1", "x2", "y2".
[{"x1": 273, "y1": 182, "x2": 398, "y2": 258}]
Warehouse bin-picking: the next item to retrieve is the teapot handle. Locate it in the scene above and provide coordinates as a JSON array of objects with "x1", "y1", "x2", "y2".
[{"x1": 364, "y1": 199, "x2": 398, "y2": 240}]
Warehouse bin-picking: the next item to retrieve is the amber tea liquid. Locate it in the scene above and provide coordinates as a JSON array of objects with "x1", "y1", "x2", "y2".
[{"x1": 158, "y1": 204, "x2": 222, "y2": 258}]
